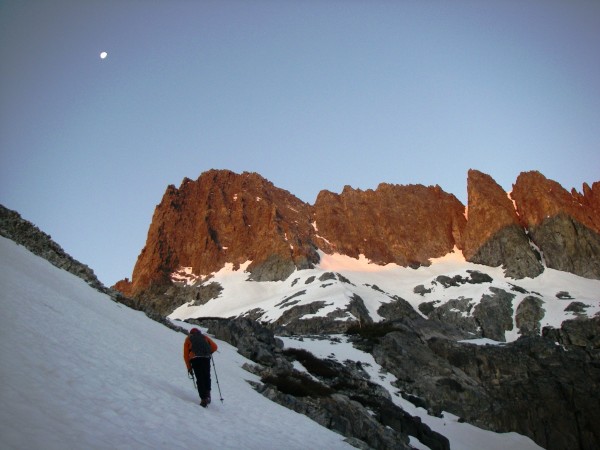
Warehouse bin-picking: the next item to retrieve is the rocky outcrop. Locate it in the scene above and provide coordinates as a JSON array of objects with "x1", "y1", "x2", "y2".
[
  {"x1": 527, "y1": 213, "x2": 600, "y2": 278},
  {"x1": 192, "y1": 317, "x2": 290, "y2": 368},
  {"x1": 512, "y1": 172, "x2": 600, "y2": 233},
  {"x1": 423, "y1": 297, "x2": 479, "y2": 335},
  {"x1": 194, "y1": 317, "x2": 449, "y2": 450},
  {"x1": 578, "y1": 181, "x2": 600, "y2": 228},
  {"x1": 117, "y1": 282, "x2": 224, "y2": 317},
  {"x1": 511, "y1": 171, "x2": 600, "y2": 279},
  {"x1": 543, "y1": 316, "x2": 600, "y2": 349},
  {"x1": 313, "y1": 184, "x2": 466, "y2": 267},
  {"x1": 515, "y1": 296, "x2": 545, "y2": 337},
  {"x1": 0, "y1": 205, "x2": 112, "y2": 297},
  {"x1": 415, "y1": 274, "x2": 529, "y2": 342},
  {"x1": 462, "y1": 169, "x2": 543, "y2": 278},
  {"x1": 377, "y1": 295, "x2": 422, "y2": 322},
  {"x1": 364, "y1": 316, "x2": 600, "y2": 450},
  {"x1": 194, "y1": 315, "x2": 600, "y2": 450},
  {"x1": 472, "y1": 287, "x2": 515, "y2": 342}
]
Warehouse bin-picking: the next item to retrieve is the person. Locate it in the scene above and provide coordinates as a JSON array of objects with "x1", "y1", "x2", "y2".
[{"x1": 183, "y1": 328, "x2": 218, "y2": 407}]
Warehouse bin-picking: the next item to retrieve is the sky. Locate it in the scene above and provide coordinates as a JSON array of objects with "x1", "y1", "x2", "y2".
[
  {"x1": 0, "y1": 235, "x2": 546, "y2": 449},
  {"x1": 1, "y1": 0, "x2": 599, "y2": 287}
]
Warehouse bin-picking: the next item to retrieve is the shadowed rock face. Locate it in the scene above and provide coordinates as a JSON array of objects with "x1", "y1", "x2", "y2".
[
  {"x1": 193, "y1": 315, "x2": 600, "y2": 450},
  {"x1": 0, "y1": 205, "x2": 101, "y2": 286},
  {"x1": 367, "y1": 316, "x2": 600, "y2": 450},
  {"x1": 194, "y1": 317, "x2": 450, "y2": 450},
  {"x1": 528, "y1": 213, "x2": 600, "y2": 278}
]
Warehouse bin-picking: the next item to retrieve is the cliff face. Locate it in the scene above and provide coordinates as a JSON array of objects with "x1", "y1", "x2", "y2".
[
  {"x1": 114, "y1": 169, "x2": 600, "y2": 297},
  {"x1": 313, "y1": 183, "x2": 466, "y2": 267},
  {"x1": 462, "y1": 169, "x2": 543, "y2": 278},
  {"x1": 118, "y1": 170, "x2": 318, "y2": 296},
  {"x1": 510, "y1": 171, "x2": 600, "y2": 278}
]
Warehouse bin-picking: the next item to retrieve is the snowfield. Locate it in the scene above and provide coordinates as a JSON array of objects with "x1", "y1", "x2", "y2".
[
  {"x1": 0, "y1": 237, "x2": 352, "y2": 450},
  {"x1": 170, "y1": 249, "x2": 600, "y2": 344}
]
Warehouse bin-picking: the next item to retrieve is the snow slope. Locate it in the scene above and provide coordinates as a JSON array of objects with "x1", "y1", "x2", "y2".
[
  {"x1": 170, "y1": 250, "x2": 600, "y2": 343},
  {"x1": 0, "y1": 237, "x2": 352, "y2": 450}
]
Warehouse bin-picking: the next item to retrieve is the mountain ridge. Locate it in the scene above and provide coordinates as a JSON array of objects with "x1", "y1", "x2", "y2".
[{"x1": 114, "y1": 168, "x2": 600, "y2": 303}]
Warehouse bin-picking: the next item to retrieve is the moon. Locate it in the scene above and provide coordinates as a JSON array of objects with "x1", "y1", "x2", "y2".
[{"x1": 100, "y1": 51, "x2": 108, "y2": 60}]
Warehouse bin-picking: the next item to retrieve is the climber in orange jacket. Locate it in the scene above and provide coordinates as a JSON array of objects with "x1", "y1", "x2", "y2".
[{"x1": 184, "y1": 328, "x2": 218, "y2": 407}]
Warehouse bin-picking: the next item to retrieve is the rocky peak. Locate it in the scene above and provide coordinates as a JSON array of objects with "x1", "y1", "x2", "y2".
[
  {"x1": 121, "y1": 170, "x2": 318, "y2": 295},
  {"x1": 511, "y1": 171, "x2": 600, "y2": 278},
  {"x1": 313, "y1": 183, "x2": 466, "y2": 267},
  {"x1": 578, "y1": 182, "x2": 600, "y2": 229},
  {"x1": 464, "y1": 169, "x2": 520, "y2": 240},
  {"x1": 512, "y1": 171, "x2": 599, "y2": 232},
  {"x1": 462, "y1": 169, "x2": 543, "y2": 278}
]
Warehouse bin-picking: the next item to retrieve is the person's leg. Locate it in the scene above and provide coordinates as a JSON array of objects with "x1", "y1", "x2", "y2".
[
  {"x1": 190, "y1": 358, "x2": 205, "y2": 400},
  {"x1": 199, "y1": 357, "x2": 212, "y2": 402}
]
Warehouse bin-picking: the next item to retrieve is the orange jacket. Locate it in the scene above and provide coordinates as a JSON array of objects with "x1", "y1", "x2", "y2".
[{"x1": 183, "y1": 333, "x2": 218, "y2": 371}]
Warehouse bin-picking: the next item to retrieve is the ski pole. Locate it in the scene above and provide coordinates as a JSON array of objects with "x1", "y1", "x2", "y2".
[{"x1": 211, "y1": 355, "x2": 224, "y2": 403}]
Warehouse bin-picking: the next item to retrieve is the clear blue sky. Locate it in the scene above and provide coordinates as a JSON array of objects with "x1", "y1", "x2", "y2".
[{"x1": 1, "y1": 0, "x2": 599, "y2": 287}]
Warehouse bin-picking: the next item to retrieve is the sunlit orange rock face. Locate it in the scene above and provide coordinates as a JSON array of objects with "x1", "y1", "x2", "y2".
[
  {"x1": 313, "y1": 183, "x2": 466, "y2": 267},
  {"x1": 511, "y1": 171, "x2": 600, "y2": 233},
  {"x1": 463, "y1": 169, "x2": 520, "y2": 253},
  {"x1": 120, "y1": 170, "x2": 318, "y2": 295},
  {"x1": 116, "y1": 171, "x2": 468, "y2": 295},
  {"x1": 113, "y1": 169, "x2": 600, "y2": 297}
]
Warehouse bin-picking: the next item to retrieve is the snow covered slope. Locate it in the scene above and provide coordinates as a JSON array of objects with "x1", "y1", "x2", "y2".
[
  {"x1": 0, "y1": 237, "x2": 352, "y2": 450},
  {"x1": 170, "y1": 250, "x2": 600, "y2": 342}
]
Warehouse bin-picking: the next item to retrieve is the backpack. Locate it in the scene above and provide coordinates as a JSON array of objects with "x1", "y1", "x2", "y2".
[{"x1": 189, "y1": 332, "x2": 212, "y2": 358}]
